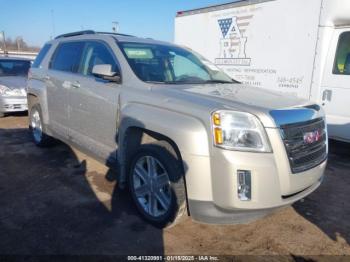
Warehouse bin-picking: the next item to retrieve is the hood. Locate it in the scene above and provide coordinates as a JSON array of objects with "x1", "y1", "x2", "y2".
[
  {"x1": 0, "y1": 76, "x2": 27, "y2": 90},
  {"x1": 155, "y1": 83, "x2": 319, "y2": 128},
  {"x1": 183, "y1": 84, "x2": 309, "y2": 110}
]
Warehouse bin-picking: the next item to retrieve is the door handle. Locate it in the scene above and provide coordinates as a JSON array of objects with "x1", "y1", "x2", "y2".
[
  {"x1": 322, "y1": 89, "x2": 332, "y2": 102},
  {"x1": 62, "y1": 81, "x2": 71, "y2": 89},
  {"x1": 71, "y1": 81, "x2": 80, "y2": 89}
]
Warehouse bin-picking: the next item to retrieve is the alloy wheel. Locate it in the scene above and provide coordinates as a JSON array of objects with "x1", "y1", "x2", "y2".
[
  {"x1": 31, "y1": 109, "x2": 43, "y2": 143},
  {"x1": 132, "y1": 155, "x2": 172, "y2": 218}
]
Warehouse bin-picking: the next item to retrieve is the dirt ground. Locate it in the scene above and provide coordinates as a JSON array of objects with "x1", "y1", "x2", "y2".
[{"x1": 0, "y1": 114, "x2": 349, "y2": 259}]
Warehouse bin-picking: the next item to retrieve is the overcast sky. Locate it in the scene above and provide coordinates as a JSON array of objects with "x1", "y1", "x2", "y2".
[{"x1": 1, "y1": 0, "x2": 230, "y2": 47}]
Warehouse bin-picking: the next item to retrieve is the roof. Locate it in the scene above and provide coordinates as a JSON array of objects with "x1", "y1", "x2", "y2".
[
  {"x1": 54, "y1": 30, "x2": 135, "y2": 39},
  {"x1": 51, "y1": 30, "x2": 176, "y2": 47},
  {"x1": 0, "y1": 56, "x2": 32, "y2": 61}
]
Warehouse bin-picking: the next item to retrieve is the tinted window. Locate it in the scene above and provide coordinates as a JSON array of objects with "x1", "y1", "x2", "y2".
[
  {"x1": 119, "y1": 42, "x2": 233, "y2": 84},
  {"x1": 0, "y1": 59, "x2": 31, "y2": 76},
  {"x1": 51, "y1": 42, "x2": 84, "y2": 73},
  {"x1": 333, "y1": 32, "x2": 350, "y2": 75},
  {"x1": 80, "y1": 41, "x2": 118, "y2": 76},
  {"x1": 32, "y1": 43, "x2": 52, "y2": 68}
]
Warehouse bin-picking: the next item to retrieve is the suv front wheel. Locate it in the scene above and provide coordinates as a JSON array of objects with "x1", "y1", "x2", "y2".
[{"x1": 128, "y1": 142, "x2": 187, "y2": 228}]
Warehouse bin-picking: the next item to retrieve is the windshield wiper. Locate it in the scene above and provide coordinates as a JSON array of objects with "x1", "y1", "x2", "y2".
[
  {"x1": 145, "y1": 80, "x2": 239, "y2": 85},
  {"x1": 203, "y1": 80, "x2": 235, "y2": 84}
]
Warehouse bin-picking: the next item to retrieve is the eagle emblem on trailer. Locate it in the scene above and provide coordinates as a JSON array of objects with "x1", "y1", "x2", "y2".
[{"x1": 215, "y1": 15, "x2": 253, "y2": 66}]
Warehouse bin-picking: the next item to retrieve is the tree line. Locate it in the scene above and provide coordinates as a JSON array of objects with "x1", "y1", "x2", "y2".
[{"x1": 1, "y1": 37, "x2": 40, "y2": 52}]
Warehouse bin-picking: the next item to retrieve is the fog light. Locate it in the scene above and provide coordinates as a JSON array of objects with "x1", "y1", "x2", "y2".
[{"x1": 237, "y1": 170, "x2": 251, "y2": 201}]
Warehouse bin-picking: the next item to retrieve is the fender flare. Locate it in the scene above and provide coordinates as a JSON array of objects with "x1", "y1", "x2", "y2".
[{"x1": 117, "y1": 103, "x2": 211, "y2": 185}]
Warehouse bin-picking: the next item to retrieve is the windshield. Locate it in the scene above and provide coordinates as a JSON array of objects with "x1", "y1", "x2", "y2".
[
  {"x1": 0, "y1": 59, "x2": 31, "y2": 77},
  {"x1": 119, "y1": 42, "x2": 235, "y2": 84}
]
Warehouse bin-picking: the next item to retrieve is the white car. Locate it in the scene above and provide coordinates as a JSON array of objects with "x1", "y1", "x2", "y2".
[{"x1": 0, "y1": 57, "x2": 31, "y2": 117}]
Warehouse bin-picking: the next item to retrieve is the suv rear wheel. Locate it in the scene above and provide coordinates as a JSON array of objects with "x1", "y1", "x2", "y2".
[
  {"x1": 29, "y1": 105, "x2": 54, "y2": 147},
  {"x1": 128, "y1": 142, "x2": 187, "y2": 228}
]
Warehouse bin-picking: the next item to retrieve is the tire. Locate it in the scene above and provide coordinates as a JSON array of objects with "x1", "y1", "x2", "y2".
[
  {"x1": 128, "y1": 141, "x2": 187, "y2": 228},
  {"x1": 29, "y1": 104, "x2": 55, "y2": 147}
]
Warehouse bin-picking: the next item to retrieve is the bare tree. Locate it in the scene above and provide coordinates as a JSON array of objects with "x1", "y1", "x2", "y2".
[{"x1": 4, "y1": 36, "x2": 40, "y2": 52}]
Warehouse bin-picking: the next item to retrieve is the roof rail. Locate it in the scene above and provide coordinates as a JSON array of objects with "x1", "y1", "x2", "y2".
[
  {"x1": 54, "y1": 30, "x2": 95, "y2": 39},
  {"x1": 54, "y1": 30, "x2": 135, "y2": 39},
  {"x1": 96, "y1": 32, "x2": 135, "y2": 37}
]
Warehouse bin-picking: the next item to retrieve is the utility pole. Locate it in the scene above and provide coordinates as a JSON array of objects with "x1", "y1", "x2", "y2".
[
  {"x1": 112, "y1": 21, "x2": 119, "y2": 33},
  {"x1": 1, "y1": 31, "x2": 7, "y2": 53},
  {"x1": 16, "y1": 37, "x2": 22, "y2": 52}
]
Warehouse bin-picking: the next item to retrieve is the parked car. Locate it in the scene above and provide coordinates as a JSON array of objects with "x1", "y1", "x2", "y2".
[
  {"x1": 0, "y1": 57, "x2": 31, "y2": 117},
  {"x1": 175, "y1": 0, "x2": 350, "y2": 142},
  {"x1": 27, "y1": 31, "x2": 327, "y2": 227}
]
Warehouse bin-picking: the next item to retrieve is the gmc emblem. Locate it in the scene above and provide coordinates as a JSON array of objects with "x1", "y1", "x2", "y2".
[{"x1": 303, "y1": 130, "x2": 322, "y2": 144}]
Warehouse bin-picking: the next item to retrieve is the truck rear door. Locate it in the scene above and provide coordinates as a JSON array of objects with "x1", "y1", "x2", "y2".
[{"x1": 321, "y1": 28, "x2": 350, "y2": 142}]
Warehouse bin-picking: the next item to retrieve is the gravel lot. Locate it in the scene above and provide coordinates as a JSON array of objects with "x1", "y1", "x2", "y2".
[{"x1": 0, "y1": 114, "x2": 349, "y2": 258}]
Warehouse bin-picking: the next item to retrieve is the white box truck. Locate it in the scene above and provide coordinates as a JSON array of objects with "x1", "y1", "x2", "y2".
[{"x1": 175, "y1": 0, "x2": 350, "y2": 142}]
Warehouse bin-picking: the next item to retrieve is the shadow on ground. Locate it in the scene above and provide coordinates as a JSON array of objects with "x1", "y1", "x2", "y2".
[
  {"x1": 1, "y1": 111, "x2": 28, "y2": 118},
  {"x1": 293, "y1": 139, "x2": 350, "y2": 245},
  {"x1": 0, "y1": 128, "x2": 164, "y2": 255}
]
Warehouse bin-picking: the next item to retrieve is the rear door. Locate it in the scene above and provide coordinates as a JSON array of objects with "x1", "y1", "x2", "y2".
[
  {"x1": 47, "y1": 41, "x2": 84, "y2": 138},
  {"x1": 321, "y1": 29, "x2": 350, "y2": 142},
  {"x1": 68, "y1": 40, "x2": 121, "y2": 160}
]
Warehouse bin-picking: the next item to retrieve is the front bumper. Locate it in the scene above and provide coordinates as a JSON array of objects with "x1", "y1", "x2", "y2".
[
  {"x1": 0, "y1": 96, "x2": 28, "y2": 113},
  {"x1": 185, "y1": 128, "x2": 327, "y2": 224},
  {"x1": 189, "y1": 175, "x2": 323, "y2": 224}
]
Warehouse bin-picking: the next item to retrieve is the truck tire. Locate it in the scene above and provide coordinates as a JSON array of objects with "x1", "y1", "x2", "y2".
[
  {"x1": 128, "y1": 141, "x2": 187, "y2": 228},
  {"x1": 29, "y1": 104, "x2": 55, "y2": 147}
]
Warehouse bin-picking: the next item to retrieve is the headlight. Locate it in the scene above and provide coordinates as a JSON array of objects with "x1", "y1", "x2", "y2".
[
  {"x1": 0, "y1": 85, "x2": 11, "y2": 96},
  {"x1": 212, "y1": 110, "x2": 272, "y2": 152},
  {"x1": 0, "y1": 85, "x2": 25, "y2": 96}
]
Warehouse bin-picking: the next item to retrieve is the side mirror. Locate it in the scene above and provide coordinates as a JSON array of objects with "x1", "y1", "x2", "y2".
[{"x1": 92, "y1": 64, "x2": 121, "y2": 83}]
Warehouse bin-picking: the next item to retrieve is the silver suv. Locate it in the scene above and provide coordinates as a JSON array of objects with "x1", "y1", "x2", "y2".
[{"x1": 28, "y1": 31, "x2": 327, "y2": 227}]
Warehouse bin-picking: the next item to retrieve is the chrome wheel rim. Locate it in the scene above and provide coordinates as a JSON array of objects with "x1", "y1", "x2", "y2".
[
  {"x1": 31, "y1": 109, "x2": 42, "y2": 143},
  {"x1": 132, "y1": 155, "x2": 172, "y2": 218}
]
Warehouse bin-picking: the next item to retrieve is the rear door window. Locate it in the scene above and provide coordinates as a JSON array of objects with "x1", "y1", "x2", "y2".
[
  {"x1": 50, "y1": 42, "x2": 84, "y2": 73},
  {"x1": 333, "y1": 32, "x2": 350, "y2": 75},
  {"x1": 32, "y1": 43, "x2": 52, "y2": 68}
]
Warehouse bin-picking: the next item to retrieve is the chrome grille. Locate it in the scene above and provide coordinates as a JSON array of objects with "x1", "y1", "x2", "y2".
[
  {"x1": 4, "y1": 104, "x2": 24, "y2": 109},
  {"x1": 280, "y1": 118, "x2": 327, "y2": 174}
]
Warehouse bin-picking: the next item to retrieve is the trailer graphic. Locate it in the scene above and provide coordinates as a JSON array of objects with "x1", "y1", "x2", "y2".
[{"x1": 215, "y1": 15, "x2": 253, "y2": 66}]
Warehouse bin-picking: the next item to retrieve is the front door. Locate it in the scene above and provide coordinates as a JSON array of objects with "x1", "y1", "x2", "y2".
[
  {"x1": 68, "y1": 40, "x2": 121, "y2": 161},
  {"x1": 321, "y1": 28, "x2": 350, "y2": 142}
]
